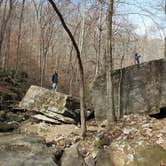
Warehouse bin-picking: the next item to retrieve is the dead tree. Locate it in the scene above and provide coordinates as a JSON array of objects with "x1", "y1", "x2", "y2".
[
  {"x1": 164, "y1": 0, "x2": 166, "y2": 58},
  {"x1": 15, "y1": 0, "x2": 25, "y2": 72},
  {"x1": 47, "y1": 0, "x2": 87, "y2": 137},
  {"x1": 0, "y1": 0, "x2": 13, "y2": 64},
  {"x1": 95, "y1": 0, "x2": 103, "y2": 76},
  {"x1": 106, "y1": 0, "x2": 116, "y2": 127}
]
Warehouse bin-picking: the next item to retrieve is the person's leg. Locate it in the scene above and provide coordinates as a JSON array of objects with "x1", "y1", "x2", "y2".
[
  {"x1": 52, "y1": 83, "x2": 56, "y2": 93},
  {"x1": 55, "y1": 84, "x2": 58, "y2": 93},
  {"x1": 136, "y1": 58, "x2": 139, "y2": 64}
]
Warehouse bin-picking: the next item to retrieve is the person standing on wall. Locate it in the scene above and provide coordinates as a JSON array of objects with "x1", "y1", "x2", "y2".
[
  {"x1": 134, "y1": 52, "x2": 141, "y2": 64},
  {"x1": 52, "y1": 71, "x2": 58, "y2": 93}
]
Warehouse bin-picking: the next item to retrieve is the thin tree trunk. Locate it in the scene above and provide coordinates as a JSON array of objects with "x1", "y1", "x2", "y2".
[
  {"x1": 0, "y1": 0, "x2": 4, "y2": 7},
  {"x1": 2, "y1": 23, "x2": 11, "y2": 72},
  {"x1": 40, "y1": 17, "x2": 54, "y2": 87},
  {"x1": 106, "y1": 0, "x2": 116, "y2": 127},
  {"x1": 95, "y1": 1, "x2": 103, "y2": 76},
  {"x1": 68, "y1": 22, "x2": 81, "y2": 95},
  {"x1": 117, "y1": 42, "x2": 125, "y2": 120},
  {"x1": 0, "y1": 0, "x2": 13, "y2": 61},
  {"x1": 32, "y1": 0, "x2": 42, "y2": 82},
  {"x1": 47, "y1": 0, "x2": 87, "y2": 137},
  {"x1": 164, "y1": 37, "x2": 166, "y2": 58},
  {"x1": 79, "y1": 0, "x2": 85, "y2": 55},
  {"x1": 164, "y1": 0, "x2": 166, "y2": 58},
  {"x1": 16, "y1": 0, "x2": 25, "y2": 71},
  {"x1": 5, "y1": 27, "x2": 11, "y2": 71}
]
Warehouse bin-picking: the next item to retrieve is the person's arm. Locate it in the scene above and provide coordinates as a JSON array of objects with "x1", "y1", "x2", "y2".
[{"x1": 56, "y1": 75, "x2": 58, "y2": 84}]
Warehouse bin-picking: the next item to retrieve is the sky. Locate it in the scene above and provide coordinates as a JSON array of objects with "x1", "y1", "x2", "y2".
[
  {"x1": 56, "y1": 0, "x2": 165, "y2": 39},
  {"x1": 115, "y1": 0, "x2": 166, "y2": 39},
  {"x1": 71, "y1": 0, "x2": 166, "y2": 38}
]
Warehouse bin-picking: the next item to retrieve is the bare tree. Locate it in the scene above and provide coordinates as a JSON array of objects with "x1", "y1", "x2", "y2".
[
  {"x1": 164, "y1": 0, "x2": 166, "y2": 58},
  {"x1": 0, "y1": 0, "x2": 13, "y2": 65},
  {"x1": 15, "y1": 0, "x2": 25, "y2": 72},
  {"x1": 95, "y1": 0, "x2": 103, "y2": 76},
  {"x1": 2, "y1": 19, "x2": 12, "y2": 71},
  {"x1": 47, "y1": 0, "x2": 87, "y2": 137},
  {"x1": 106, "y1": 0, "x2": 116, "y2": 127}
]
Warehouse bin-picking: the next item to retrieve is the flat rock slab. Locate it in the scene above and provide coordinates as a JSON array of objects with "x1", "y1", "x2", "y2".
[
  {"x1": 39, "y1": 110, "x2": 75, "y2": 124},
  {"x1": 32, "y1": 114, "x2": 61, "y2": 124},
  {"x1": 19, "y1": 85, "x2": 80, "y2": 123}
]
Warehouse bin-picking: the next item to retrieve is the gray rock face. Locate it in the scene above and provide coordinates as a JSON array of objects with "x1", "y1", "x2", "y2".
[
  {"x1": 93, "y1": 59, "x2": 166, "y2": 124},
  {"x1": 0, "y1": 133, "x2": 58, "y2": 166},
  {"x1": 85, "y1": 155, "x2": 95, "y2": 166},
  {"x1": 95, "y1": 150, "x2": 113, "y2": 166},
  {"x1": 109, "y1": 139, "x2": 166, "y2": 166},
  {"x1": 61, "y1": 144, "x2": 86, "y2": 166}
]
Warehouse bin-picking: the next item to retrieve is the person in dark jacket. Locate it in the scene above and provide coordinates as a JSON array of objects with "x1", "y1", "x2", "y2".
[
  {"x1": 135, "y1": 52, "x2": 141, "y2": 64},
  {"x1": 52, "y1": 71, "x2": 58, "y2": 93}
]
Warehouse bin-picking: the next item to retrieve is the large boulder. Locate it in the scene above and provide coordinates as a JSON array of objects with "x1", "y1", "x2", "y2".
[
  {"x1": 0, "y1": 122, "x2": 18, "y2": 132},
  {"x1": 95, "y1": 149, "x2": 114, "y2": 166},
  {"x1": 0, "y1": 133, "x2": 58, "y2": 166},
  {"x1": 19, "y1": 85, "x2": 80, "y2": 124},
  {"x1": 93, "y1": 59, "x2": 166, "y2": 124},
  {"x1": 61, "y1": 144, "x2": 86, "y2": 166},
  {"x1": 109, "y1": 139, "x2": 166, "y2": 166}
]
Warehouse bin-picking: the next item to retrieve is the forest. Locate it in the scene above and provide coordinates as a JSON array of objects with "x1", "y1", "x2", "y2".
[{"x1": 0, "y1": 0, "x2": 166, "y2": 166}]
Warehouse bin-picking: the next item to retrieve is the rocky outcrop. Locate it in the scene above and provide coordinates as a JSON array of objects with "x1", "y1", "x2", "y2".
[
  {"x1": 0, "y1": 122, "x2": 18, "y2": 132},
  {"x1": 0, "y1": 133, "x2": 59, "y2": 166},
  {"x1": 18, "y1": 85, "x2": 80, "y2": 124},
  {"x1": 93, "y1": 59, "x2": 166, "y2": 124},
  {"x1": 109, "y1": 139, "x2": 166, "y2": 166},
  {"x1": 61, "y1": 144, "x2": 86, "y2": 166}
]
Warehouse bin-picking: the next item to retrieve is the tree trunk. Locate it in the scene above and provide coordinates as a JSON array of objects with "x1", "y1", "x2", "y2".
[
  {"x1": 164, "y1": 0, "x2": 166, "y2": 58},
  {"x1": 2, "y1": 23, "x2": 11, "y2": 72},
  {"x1": 47, "y1": 0, "x2": 87, "y2": 137},
  {"x1": 32, "y1": 0, "x2": 42, "y2": 82},
  {"x1": 79, "y1": 0, "x2": 86, "y2": 55},
  {"x1": 164, "y1": 37, "x2": 166, "y2": 58},
  {"x1": 16, "y1": 0, "x2": 25, "y2": 72},
  {"x1": 106, "y1": 0, "x2": 116, "y2": 127},
  {"x1": 95, "y1": 1, "x2": 103, "y2": 76},
  {"x1": 0, "y1": 0, "x2": 13, "y2": 62}
]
